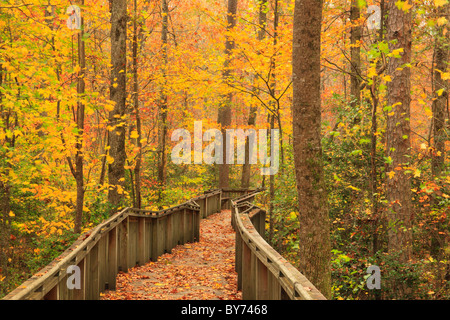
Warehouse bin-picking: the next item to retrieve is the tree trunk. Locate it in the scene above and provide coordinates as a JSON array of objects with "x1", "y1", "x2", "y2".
[
  {"x1": 385, "y1": 0, "x2": 413, "y2": 263},
  {"x1": 292, "y1": 0, "x2": 331, "y2": 298},
  {"x1": 74, "y1": 2, "x2": 86, "y2": 233},
  {"x1": 430, "y1": 3, "x2": 449, "y2": 259},
  {"x1": 431, "y1": 3, "x2": 449, "y2": 179},
  {"x1": 133, "y1": 0, "x2": 142, "y2": 209},
  {"x1": 218, "y1": 0, "x2": 238, "y2": 189},
  {"x1": 108, "y1": 0, "x2": 128, "y2": 213},
  {"x1": 241, "y1": 0, "x2": 266, "y2": 189},
  {"x1": 350, "y1": 0, "x2": 361, "y2": 111}
]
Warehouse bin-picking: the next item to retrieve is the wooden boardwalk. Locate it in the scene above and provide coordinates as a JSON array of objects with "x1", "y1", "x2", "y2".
[{"x1": 101, "y1": 210, "x2": 241, "y2": 300}]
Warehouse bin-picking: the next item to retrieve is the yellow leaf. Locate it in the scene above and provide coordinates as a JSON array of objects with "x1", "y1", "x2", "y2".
[
  {"x1": 289, "y1": 212, "x2": 297, "y2": 220},
  {"x1": 435, "y1": 0, "x2": 448, "y2": 7},
  {"x1": 9, "y1": 211, "x2": 15, "y2": 217},
  {"x1": 396, "y1": 0, "x2": 412, "y2": 12},
  {"x1": 414, "y1": 169, "x2": 421, "y2": 178},
  {"x1": 130, "y1": 130, "x2": 139, "y2": 139},
  {"x1": 420, "y1": 143, "x2": 427, "y2": 150},
  {"x1": 441, "y1": 72, "x2": 450, "y2": 80},
  {"x1": 388, "y1": 171, "x2": 395, "y2": 179},
  {"x1": 367, "y1": 66, "x2": 377, "y2": 78},
  {"x1": 437, "y1": 17, "x2": 448, "y2": 26},
  {"x1": 106, "y1": 155, "x2": 114, "y2": 164}
]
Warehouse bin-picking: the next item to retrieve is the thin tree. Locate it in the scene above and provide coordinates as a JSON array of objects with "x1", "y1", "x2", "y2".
[
  {"x1": 108, "y1": 0, "x2": 128, "y2": 213},
  {"x1": 218, "y1": 0, "x2": 238, "y2": 189},
  {"x1": 430, "y1": 2, "x2": 449, "y2": 259},
  {"x1": 157, "y1": 0, "x2": 169, "y2": 205},
  {"x1": 241, "y1": 0, "x2": 267, "y2": 189}
]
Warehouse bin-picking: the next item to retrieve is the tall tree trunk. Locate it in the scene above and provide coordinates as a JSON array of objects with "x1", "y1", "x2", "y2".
[
  {"x1": 218, "y1": 0, "x2": 238, "y2": 189},
  {"x1": 74, "y1": 2, "x2": 86, "y2": 233},
  {"x1": 241, "y1": 0, "x2": 266, "y2": 189},
  {"x1": 133, "y1": 0, "x2": 142, "y2": 209},
  {"x1": 0, "y1": 60, "x2": 11, "y2": 296},
  {"x1": 157, "y1": 0, "x2": 169, "y2": 205},
  {"x1": 292, "y1": 0, "x2": 331, "y2": 298},
  {"x1": 108, "y1": 0, "x2": 128, "y2": 213},
  {"x1": 385, "y1": 0, "x2": 413, "y2": 263},
  {"x1": 430, "y1": 3, "x2": 449, "y2": 259},
  {"x1": 431, "y1": 4, "x2": 449, "y2": 179},
  {"x1": 350, "y1": 0, "x2": 361, "y2": 111}
]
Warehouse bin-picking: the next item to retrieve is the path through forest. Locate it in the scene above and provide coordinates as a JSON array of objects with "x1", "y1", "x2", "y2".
[{"x1": 100, "y1": 210, "x2": 241, "y2": 300}]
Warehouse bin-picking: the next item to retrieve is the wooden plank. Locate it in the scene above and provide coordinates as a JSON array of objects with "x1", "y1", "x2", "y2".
[
  {"x1": 73, "y1": 259, "x2": 85, "y2": 300},
  {"x1": 158, "y1": 216, "x2": 166, "y2": 255},
  {"x1": 151, "y1": 218, "x2": 159, "y2": 261},
  {"x1": 118, "y1": 217, "x2": 128, "y2": 272},
  {"x1": 256, "y1": 258, "x2": 269, "y2": 299},
  {"x1": 87, "y1": 243, "x2": 99, "y2": 300},
  {"x1": 145, "y1": 219, "x2": 152, "y2": 262},
  {"x1": 235, "y1": 232, "x2": 243, "y2": 290},
  {"x1": 165, "y1": 214, "x2": 173, "y2": 253},
  {"x1": 268, "y1": 270, "x2": 281, "y2": 300},
  {"x1": 138, "y1": 217, "x2": 146, "y2": 266},
  {"x1": 107, "y1": 226, "x2": 117, "y2": 290},
  {"x1": 193, "y1": 209, "x2": 200, "y2": 242},
  {"x1": 97, "y1": 235, "x2": 107, "y2": 293},
  {"x1": 242, "y1": 242, "x2": 255, "y2": 300},
  {"x1": 128, "y1": 216, "x2": 138, "y2": 268}
]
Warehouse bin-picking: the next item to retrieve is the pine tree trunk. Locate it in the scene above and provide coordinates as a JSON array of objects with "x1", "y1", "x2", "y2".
[
  {"x1": 385, "y1": 0, "x2": 413, "y2": 263},
  {"x1": 292, "y1": 0, "x2": 331, "y2": 299}
]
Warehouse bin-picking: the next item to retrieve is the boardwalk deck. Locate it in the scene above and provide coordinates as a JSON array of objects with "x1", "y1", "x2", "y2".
[{"x1": 101, "y1": 210, "x2": 240, "y2": 300}]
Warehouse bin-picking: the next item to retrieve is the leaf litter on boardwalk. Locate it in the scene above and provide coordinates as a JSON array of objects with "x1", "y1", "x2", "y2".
[{"x1": 101, "y1": 210, "x2": 242, "y2": 300}]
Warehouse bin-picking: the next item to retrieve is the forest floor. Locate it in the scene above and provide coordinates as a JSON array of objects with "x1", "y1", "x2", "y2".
[{"x1": 100, "y1": 209, "x2": 242, "y2": 300}]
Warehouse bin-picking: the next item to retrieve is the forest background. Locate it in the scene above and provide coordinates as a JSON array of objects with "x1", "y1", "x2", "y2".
[{"x1": 0, "y1": 0, "x2": 449, "y2": 300}]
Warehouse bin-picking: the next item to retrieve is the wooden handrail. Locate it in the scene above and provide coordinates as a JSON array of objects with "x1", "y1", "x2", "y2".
[
  {"x1": 231, "y1": 193, "x2": 326, "y2": 300},
  {"x1": 2, "y1": 191, "x2": 221, "y2": 300},
  {"x1": 3, "y1": 188, "x2": 325, "y2": 301}
]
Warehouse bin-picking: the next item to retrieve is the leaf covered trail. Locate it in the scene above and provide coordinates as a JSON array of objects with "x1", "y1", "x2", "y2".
[{"x1": 101, "y1": 210, "x2": 241, "y2": 300}]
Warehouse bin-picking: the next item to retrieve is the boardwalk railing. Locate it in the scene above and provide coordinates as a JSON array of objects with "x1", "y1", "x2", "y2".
[
  {"x1": 3, "y1": 188, "x2": 326, "y2": 300},
  {"x1": 3, "y1": 190, "x2": 221, "y2": 300},
  {"x1": 231, "y1": 190, "x2": 327, "y2": 300}
]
